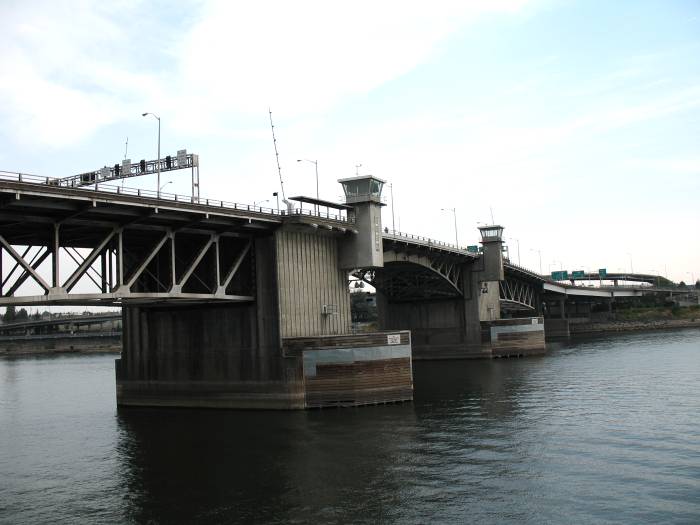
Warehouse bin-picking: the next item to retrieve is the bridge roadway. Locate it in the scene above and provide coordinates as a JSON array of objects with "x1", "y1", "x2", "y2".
[
  {"x1": 564, "y1": 272, "x2": 670, "y2": 285},
  {"x1": 0, "y1": 173, "x2": 670, "y2": 310},
  {"x1": 0, "y1": 171, "x2": 680, "y2": 409},
  {"x1": 0, "y1": 172, "x2": 676, "y2": 320},
  {"x1": 0, "y1": 174, "x2": 352, "y2": 307},
  {"x1": 379, "y1": 233, "x2": 672, "y2": 307},
  {"x1": 0, "y1": 313, "x2": 121, "y2": 335}
]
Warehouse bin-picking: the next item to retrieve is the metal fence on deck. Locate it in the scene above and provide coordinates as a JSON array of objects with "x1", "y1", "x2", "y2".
[
  {"x1": 0, "y1": 170, "x2": 353, "y2": 223},
  {"x1": 382, "y1": 229, "x2": 473, "y2": 254}
]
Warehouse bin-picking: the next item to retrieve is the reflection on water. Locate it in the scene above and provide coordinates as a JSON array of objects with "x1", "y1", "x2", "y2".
[{"x1": 2, "y1": 329, "x2": 700, "y2": 524}]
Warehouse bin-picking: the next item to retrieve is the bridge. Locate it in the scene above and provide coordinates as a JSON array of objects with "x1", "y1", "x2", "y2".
[
  {"x1": 0, "y1": 169, "x2": 678, "y2": 409},
  {"x1": 0, "y1": 312, "x2": 121, "y2": 336},
  {"x1": 0, "y1": 313, "x2": 121, "y2": 354}
]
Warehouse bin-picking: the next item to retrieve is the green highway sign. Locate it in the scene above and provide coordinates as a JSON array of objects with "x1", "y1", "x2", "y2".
[
  {"x1": 467, "y1": 245, "x2": 479, "y2": 253},
  {"x1": 551, "y1": 271, "x2": 569, "y2": 281},
  {"x1": 598, "y1": 268, "x2": 607, "y2": 278},
  {"x1": 572, "y1": 270, "x2": 585, "y2": 279}
]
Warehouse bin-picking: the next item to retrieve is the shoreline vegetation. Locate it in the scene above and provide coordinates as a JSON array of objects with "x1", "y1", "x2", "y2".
[
  {"x1": 570, "y1": 306, "x2": 700, "y2": 335},
  {"x1": 0, "y1": 340, "x2": 120, "y2": 357}
]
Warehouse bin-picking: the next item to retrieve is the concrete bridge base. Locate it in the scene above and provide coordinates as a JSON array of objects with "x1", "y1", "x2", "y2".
[
  {"x1": 482, "y1": 317, "x2": 546, "y2": 357},
  {"x1": 543, "y1": 318, "x2": 571, "y2": 340},
  {"x1": 282, "y1": 331, "x2": 413, "y2": 408},
  {"x1": 115, "y1": 305, "x2": 412, "y2": 409},
  {"x1": 407, "y1": 318, "x2": 546, "y2": 360},
  {"x1": 377, "y1": 290, "x2": 546, "y2": 359}
]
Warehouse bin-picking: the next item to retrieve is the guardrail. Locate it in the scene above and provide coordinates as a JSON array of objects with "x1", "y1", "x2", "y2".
[
  {"x1": 383, "y1": 229, "x2": 472, "y2": 254},
  {"x1": 0, "y1": 331, "x2": 121, "y2": 341},
  {"x1": 504, "y1": 260, "x2": 546, "y2": 280},
  {"x1": 0, "y1": 170, "x2": 354, "y2": 223}
]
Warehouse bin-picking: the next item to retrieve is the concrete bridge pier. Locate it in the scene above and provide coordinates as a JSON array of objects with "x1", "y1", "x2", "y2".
[
  {"x1": 117, "y1": 212, "x2": 413, "y2": 410},
  {"x1": 377, "y1": 225, "x2": 545, "y2": 359},
  {"x1": 116, "y1": 234, "x2": 307, "y2": 409}
]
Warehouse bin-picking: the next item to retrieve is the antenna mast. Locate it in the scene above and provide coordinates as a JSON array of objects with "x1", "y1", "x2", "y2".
[
  {"x1": 268, "y1": 108, "x2": 286, "y2": 200},
  {"x1": 123, "y1": 137, "x2": 129, "y2": 187}
]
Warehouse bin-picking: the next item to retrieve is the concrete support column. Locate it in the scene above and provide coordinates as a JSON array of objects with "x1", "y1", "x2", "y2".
[
  {"x1": 462, "y1": 266, "x2": 481, "y2": 348},
  {"x1": 52, "y1": 224, "x2": 60, "y2": 288},
  {"x1": 559, "y1": 298, "x2": 566, "y2": 319}
]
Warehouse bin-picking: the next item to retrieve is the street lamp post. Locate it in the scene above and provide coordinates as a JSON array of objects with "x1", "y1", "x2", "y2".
[
  {"x1": 297, "y1": 159, "x2": 319, "y2": 214},
  {"x1": 441, "y1": 207, "x2": 458, "y2": 247},
  {"x1": 253, "y1": 199, "x2": 270, "y2": 209},
  {"x1": 390, "y1": 182, "x2": 396, "y2": 233},
  {"x1": 510, "y1": 237, "x2": 521, "y2": 266},
  {"x1": 142, "y1": 112, "x2": 161, "y2": 198},
  {"x1": 650, "y1": 269, "x2": 660, "y2": 288},
  {"x1": 627, "y1": 252, "x2": 634, "y2": 274},
  {"x1": 159, "y1": 181, "x2": 172, "y2": 192}
]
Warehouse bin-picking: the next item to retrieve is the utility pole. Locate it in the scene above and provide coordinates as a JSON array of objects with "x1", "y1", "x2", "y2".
[
  {"x1": 530, "y1": 248, "x2": 542, "y2": 274},
  {"x1": 390, "y1": 182, "x2": 396, "y2": 232},
  {"x1": 441, "y1": 207, "x2": 458, "y2": 247},
  {"x1": 142, "y1": 112, "x2": 161, "y2": 198},
  {"x1": 297, "y1": 159, "x2": 319, "y2": 214}
]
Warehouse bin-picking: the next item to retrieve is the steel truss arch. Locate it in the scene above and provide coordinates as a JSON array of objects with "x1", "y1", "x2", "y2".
[{"x1": 499, "y1": 276, "x2": 536, "y2": 311}]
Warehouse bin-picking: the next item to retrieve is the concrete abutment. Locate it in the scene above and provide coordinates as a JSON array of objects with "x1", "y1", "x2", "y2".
[{"x1": 116, "y1": 227, "x2": 414, "y2": 409}]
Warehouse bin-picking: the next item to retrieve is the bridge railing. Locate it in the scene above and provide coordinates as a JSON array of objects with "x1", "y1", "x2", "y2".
[
  {"x1": 503, "y1": 260, "x2": 546, "y2": 280},
  {"x1": 0, "y1": 170, "x2": 354, "y2": 223},
  {"x1": 382, "y1": 229, "x2": 471, "y2": 254}
]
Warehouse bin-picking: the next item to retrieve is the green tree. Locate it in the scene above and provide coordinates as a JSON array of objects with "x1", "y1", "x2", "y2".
[
  {"x1": 16, "y1": 308, "x2": 29, "y2": 321},
  {"x1": 4, "y1": 305, "x2": 16, "y2": 323}
]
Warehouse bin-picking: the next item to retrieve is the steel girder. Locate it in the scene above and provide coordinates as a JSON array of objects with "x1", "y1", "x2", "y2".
[
  {"x1": 0, "y1": 227, "x2": 255, "y2": 307},
  {"x1": 499, "y1": 276, "x2": 536, "y2": 311},
  {"x1": 356, "y1": 246, "x2": 466, "y2": 300}
]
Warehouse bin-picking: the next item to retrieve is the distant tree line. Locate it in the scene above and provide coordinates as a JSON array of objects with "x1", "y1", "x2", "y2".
[
  {"x1": 2, "y1": 307, "x2": 68, "y2": 323},
  {"x1": 2, "y1": 306, "x2": 29, "y2": 323},
  {"x1": 1, "y1": 307, "x2": 121, "y2": 324}
]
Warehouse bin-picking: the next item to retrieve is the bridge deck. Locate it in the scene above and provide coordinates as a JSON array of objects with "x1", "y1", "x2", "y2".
[{"x1": 0, "y1": 176, "x2": 351, "y2": 306}]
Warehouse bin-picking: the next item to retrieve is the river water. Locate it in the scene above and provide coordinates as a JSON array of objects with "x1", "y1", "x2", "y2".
[{"x1": 1, "y1": 329, "x2": 699, "y2": 524}]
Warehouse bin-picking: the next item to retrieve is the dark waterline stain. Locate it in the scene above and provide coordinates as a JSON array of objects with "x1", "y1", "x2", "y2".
[{"x1": 1, "y1": 329, "x2": 699, "y2": 524}]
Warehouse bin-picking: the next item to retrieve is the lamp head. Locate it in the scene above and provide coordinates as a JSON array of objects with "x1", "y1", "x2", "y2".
[{"x1": 142, "y1": 113, "x2": 148, "y2": 116}]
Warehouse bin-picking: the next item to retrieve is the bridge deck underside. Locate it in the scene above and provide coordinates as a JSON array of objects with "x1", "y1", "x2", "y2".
[
  {"x1": 360, "y1": 262, "x2": 463, "y2": 301},
  {"x1": 0, "y1": 183, "x2": 282, "y2": 306}
]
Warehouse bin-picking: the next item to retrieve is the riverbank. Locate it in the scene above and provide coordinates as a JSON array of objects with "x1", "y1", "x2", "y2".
[
  {"x1": 571, "y1": 318, "x2": 700, "y2": 336},
  {"x1": 0, "y1": 334, "x2": 121, "y2": 357}
]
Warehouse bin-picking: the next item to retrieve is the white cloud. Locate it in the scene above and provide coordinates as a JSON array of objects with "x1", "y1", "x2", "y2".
[
  {"x1": 0, "y1": 0, "x2": 535, "y2": 146},
  {"x1": 174, "y1": 0, "x2": 532, "y2": 119},
  {"x1": 0, "y1": 0, "x2": 165, "y2": 147}
]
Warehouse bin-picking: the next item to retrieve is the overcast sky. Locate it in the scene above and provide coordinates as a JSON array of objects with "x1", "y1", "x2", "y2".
[{"x1": 1, "y1": 0, "x2": 699, "y2": 282}]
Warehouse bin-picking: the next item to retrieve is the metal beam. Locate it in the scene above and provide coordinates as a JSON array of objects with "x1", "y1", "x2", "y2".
[
  {"x1": 124, "y1": 232, "x2": 169, "y2": 289},
  {"x1": 178, "y1": 235, "x2": 214, "y2": 288},
  {"x1": 0, "y1": 236, "x2": 51, "y2": 292},
  {"x1": 65, "y1": 247, "x2": 102, "y2": 290},
  {"x1": 220, "y1": 240, "x2": 251, "y2": 291},
  {"x1": 4, "y1": 248, "x2": 51, "y2": 297},
  {"x1": 63, "y1": 230, "x2": 116, "y2": 292}
]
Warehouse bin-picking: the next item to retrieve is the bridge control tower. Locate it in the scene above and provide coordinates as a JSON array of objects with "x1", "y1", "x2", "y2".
[
  {"x1": 477, "y1": 225, "x2": 505, "y2": 321},
  {"x1": 337, "y1": 175, "x2": 386, "y2": 269}
]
